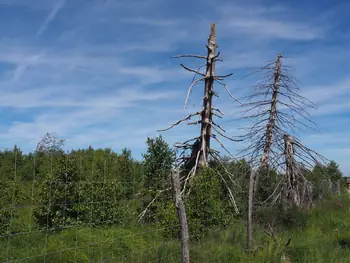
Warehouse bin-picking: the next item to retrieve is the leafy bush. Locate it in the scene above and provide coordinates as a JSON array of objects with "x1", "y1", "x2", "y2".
[
  {"x1": 34, "y1": 153, "x2": 132, "y2": 229},
  {"x1": 0, "y1": 181, "x2": 24, "y2": 234},
  {"x1": 185, "y1": 168, "x2": 236, "y2": 239},
  {"x1": 140, "y1": 136, "x2": 175, "y2": 224}
]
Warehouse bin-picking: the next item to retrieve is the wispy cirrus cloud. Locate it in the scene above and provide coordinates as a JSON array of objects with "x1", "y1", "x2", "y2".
[
  {"x1": 36, "y1": 0, "x2": 65, "y2": 37},
  {"x1": 217, "y1": 4, "x2": 326, "y2": 41}
]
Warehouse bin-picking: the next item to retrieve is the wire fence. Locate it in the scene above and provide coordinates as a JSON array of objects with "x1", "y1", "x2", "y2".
[
  {"x1": 0, "y1": 147, "x2": 347, "y2": 262},
  {"x1": 0, "y1": 148, "x2": 189, "y2": 263}
]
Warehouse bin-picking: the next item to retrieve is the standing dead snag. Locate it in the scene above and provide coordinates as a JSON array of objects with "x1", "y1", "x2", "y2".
[
  {"x1": 199, "y1": 23, "x2": 216, "y2": 168},
  {"x1": 158, "y1": 23, "x2": 241, "y2": 181}
]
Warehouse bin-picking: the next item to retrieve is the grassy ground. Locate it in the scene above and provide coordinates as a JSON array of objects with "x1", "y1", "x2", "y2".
[{"x1": 1, "y1": 194, "x2": 350, "y2": 262}]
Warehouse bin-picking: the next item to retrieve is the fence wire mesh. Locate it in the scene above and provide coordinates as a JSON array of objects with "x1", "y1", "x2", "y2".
[
  {"x1": 0, "y1": 147, "x2": 346, "y2": 263},
  {"x1": 0, "y1": 148, "x2": 186, "y2": 263}
]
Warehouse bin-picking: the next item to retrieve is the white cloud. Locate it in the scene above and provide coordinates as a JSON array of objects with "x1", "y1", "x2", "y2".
[
  {"x1": 217, "y1": 4, "x2": 325, "y2": 41},
  {"x1": 302, "y1": 79, "x2": 350, "y2": 104},
  {"x1": 0, "y1": 87, "x2": 179, "y2": 150},
  {"x1": 9, "y1": 52, "x2": 44, "y2": 83}
]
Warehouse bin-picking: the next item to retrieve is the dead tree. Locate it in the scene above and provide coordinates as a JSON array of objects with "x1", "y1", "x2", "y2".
[
  {"x1": 261, "y1": 54, "x2": 282, "y2": 169},
  {"x1": 140, "y1": 25, "x2": 242, "y2": 250},
  {"x1": 36, "y1": 132, "x2": 65, "y2": 154},
  {"x1": 159, "y1": 23, "x2": 241, "y2": 181},
  {"x1": 239, "y1": 53, "x2": 328, "y2": 247},
  {"x1": 239, "y1": 53, "x2": 317, "y2": 168},
  {"x1": 238, "y1": 53, "x2": 319, "y2": 191}
]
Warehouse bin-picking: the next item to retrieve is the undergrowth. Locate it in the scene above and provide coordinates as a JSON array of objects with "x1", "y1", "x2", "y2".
[{"x1": 1, "y1": 194, "x2": 349, "y2": 262}]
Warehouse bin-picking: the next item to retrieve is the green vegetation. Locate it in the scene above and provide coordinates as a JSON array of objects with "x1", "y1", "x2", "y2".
[{"x1": 0, "y1": 136, "x2": 347, "y2": 262}]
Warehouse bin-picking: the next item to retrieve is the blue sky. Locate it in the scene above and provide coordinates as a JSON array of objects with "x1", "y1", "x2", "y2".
[{"x1": 0, "y1": 0, "x2": 349, "y2": 174}]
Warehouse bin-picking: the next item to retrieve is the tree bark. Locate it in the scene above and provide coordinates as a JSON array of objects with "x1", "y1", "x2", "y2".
[
  {"x1": 284, "y1": 134, "x2": 300, "y2": 207},
  {"x1": 198, "y1": 23, "x2": 216, "y2": 168},
  {"x1": 171, "y1": 170, "x2": 190, "y2": 263},
  {"x1": 247, "y1": 170, "x2": 256, "y2": 251},
  {"x1": 255, "y1": 54, "x2": 282, "y2": 194},
  {"x1": 260, "y1": 53, "x2": 282, "y2": 168}
]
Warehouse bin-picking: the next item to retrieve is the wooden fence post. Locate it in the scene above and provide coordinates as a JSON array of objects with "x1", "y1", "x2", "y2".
[
  {"x1": 319, "y1": 178, "x2": 324, "y2": 200},
  {"x1": 300, "y1": 180, "x2": 307, "y2": 208},
  {"x1": 171, "y1": 170, "x2": 190, "y2": 263},
  {"x1": 307, "y1": 182, "x2": 314, "y2": 210},
  {"x1": 336, "y1": 179, "x2": 340, "y2": 195},
  {"x1": 247, "y1": 170, "x2": 256, "y2": 251},
  {"x1": 328, "y1": 179, "x2": 332, "y2": 195}
]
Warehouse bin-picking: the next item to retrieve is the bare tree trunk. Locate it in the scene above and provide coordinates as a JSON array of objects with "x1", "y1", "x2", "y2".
[
  {"x1": 260, "y1": 54, "x2": 282, "y2": 168},
  {"x1": 158, "y1": 23, "x2": 240, "y2": 175},
  {"x1": 171, "y1": 170, "x2": 190, "y2": 263},
  {"x1": 247, "y1": 170, "x2": 256, "y2": 251},
  {"x1": 255, "y1": 54, "x2": 282, "y2": 194},
  {"x1": 284, "y1": 134, "x2": 300, "y2": 206},
  {"x1": 199, "y1": 23, "x2": 216, "y2": 168}
]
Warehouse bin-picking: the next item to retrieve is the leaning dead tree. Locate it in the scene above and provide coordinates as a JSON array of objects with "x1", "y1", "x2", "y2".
[
  {"x1": 240, "y1": 53, "x2": 328, "y2": 206},
  {"x1": 241, "y1": 53, "x2": 327, "y2": 249},
  {"x1": 239, "y1": 53, "x2": 320, "y2": 190},
  {"x1": 239, "y1": 53, "x2": 317, "y2": 169},
  {"x1": 159, "y1": 23, "x2": 241, "y2": 182}
]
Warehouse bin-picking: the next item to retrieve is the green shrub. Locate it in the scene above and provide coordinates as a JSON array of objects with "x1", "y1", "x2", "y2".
[
  {"x1": 34, "y1": 153, "x2": 134, "y2": 230},
  {"x1": 0, "y1": 181, "x2": 24, "y2": 235}
]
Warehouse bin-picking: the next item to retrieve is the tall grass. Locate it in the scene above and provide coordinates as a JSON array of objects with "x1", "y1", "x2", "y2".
[{"x1": 1, "y1": 194, "x2": 350, "y2": 262}]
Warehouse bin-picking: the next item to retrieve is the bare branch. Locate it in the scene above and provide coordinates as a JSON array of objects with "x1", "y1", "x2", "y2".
[
  {"x1": 158, "y1": 111, "x2": 202, "y2": 132},
  {"x1": 180, "y1": 64, "x2": 206, "y2": 77},
  {"x1": 184, "y1": 77, "x2": 205, "y2": 109},
  {"x1": 138, "y1": 187, "x2": 172, "y2": 222},
  {"x1": 215, "y1": 79, "x2": 242, "y2": 104},
  {"x1": 173, "y1": 54, "x2": 206, "y2": 59}
]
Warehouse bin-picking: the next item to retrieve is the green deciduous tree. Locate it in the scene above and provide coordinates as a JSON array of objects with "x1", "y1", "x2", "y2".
[{"x1": 142, "y1": 135, "x2": 174, "y2": 191}]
